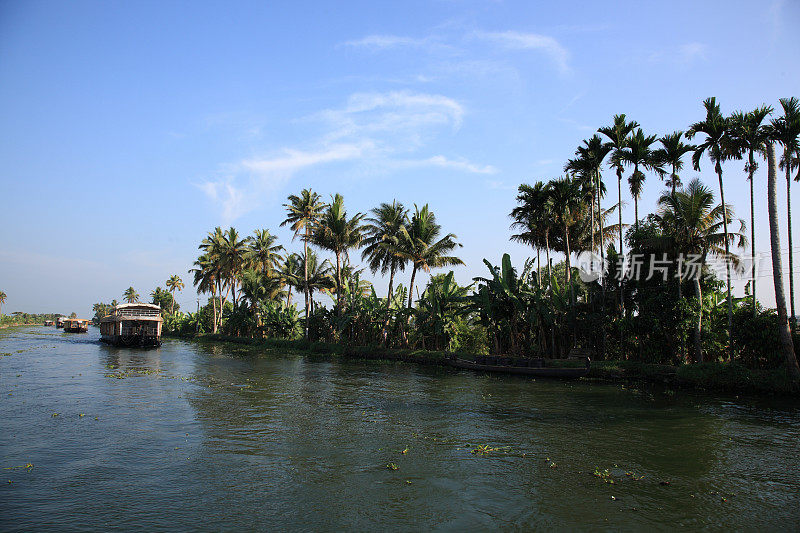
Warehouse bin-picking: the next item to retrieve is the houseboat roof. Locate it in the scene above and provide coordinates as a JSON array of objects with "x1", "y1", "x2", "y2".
[{"x1": 113, "y1": 303, "x2": 161, "y2": 310}]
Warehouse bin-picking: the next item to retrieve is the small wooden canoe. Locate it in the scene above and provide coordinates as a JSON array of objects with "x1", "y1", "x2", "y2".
[{"x1": 449, "y1": 356, "x2": 590, "y2": 379}]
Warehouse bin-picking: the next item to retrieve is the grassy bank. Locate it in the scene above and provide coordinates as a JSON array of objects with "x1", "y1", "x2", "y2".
[{"x1": 165, "y1": 332, "x2": 800, "y2": 397}]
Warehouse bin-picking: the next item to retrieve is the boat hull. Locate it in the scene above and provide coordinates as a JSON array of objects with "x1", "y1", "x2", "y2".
[
  {"x1": 449, "y1": 358, "x2": 590, "y2": 379},
  {"x1": 100, "y1": 335, "x2": 161, "y2": 348}
]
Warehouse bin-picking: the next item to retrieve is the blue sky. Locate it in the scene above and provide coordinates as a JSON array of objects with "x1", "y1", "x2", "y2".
[{"x1": 1, "y1": 0, "x2": 798, "y2": 316}]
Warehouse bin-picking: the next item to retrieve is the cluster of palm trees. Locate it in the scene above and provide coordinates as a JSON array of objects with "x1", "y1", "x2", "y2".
[
  {"x1": 509, "y1": 96, "x2": 798, "y2": 376},
  {"x1": 187, "y1": 192, "x2": 463, "y2": 338}
]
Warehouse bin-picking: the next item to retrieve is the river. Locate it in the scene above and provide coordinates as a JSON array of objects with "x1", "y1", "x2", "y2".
[{"x1": 1, "y1": 326, "x2": 799, "y2": 531}]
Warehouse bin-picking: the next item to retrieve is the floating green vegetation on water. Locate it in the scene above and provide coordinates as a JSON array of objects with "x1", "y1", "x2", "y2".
[
  {"x1": 78, "y1": 413, "x2": 85, "y2": 417},
  {"x1": 386, "y1": 463, "x2": 399, "y2": 470},
  {"x1": 1, "y1": 353, "x2": 11, "y2": 357},
  {"x1": 625, "y1": 471, "x2": 644, "y2": 481},
  {"x1": 51, "y1": 413, "x2": 59, "y2": 417},
  {"x1": 4, "y1": 463, "x2": 34, "y2": 472},
  {"x1": 401, "y1": 446, "x2": 409, "y2": 455},
  {"x1": 405, "y1": 480, "x2": 412, "y2": 484},
  {"x1": 549, "y1": 462, "x2": 557, "y2": 469},
  {"x1": 471, "y1": 444, "x2": 513, "y2": 456},
  {"x1": 593, "y1": 468, "x2": 614, "y2": 484}
]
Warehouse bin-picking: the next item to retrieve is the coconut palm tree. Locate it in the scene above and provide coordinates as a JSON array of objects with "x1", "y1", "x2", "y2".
[
  {"x1": 295, "y1": 249, "x2": 334, "y2": 314},
  {"x1": 654, "y1": 178, "x2": 746, "y2": 363},
  {"x1": 218, "y1": 227, "x2": 249, "y2": 308},
  {"x1": 247, "y1": 229, "x2": 284, "y2": 275},
  {"x1": 361, "y1": 201, "x2": 410, "y2": 302},
  {"x1": 123, "y1": 287, "x2": 139, "y2": 303},
  {"x1": 281, "y1": 189, "x2": 326, "y2": 336},
  {"x1": 280, "y1": 253, "x2": 303, "y2": 306},
  {"x1": 190, "y1": 252, "x2": 219, "y2": 332},
  {"x1": 653, "y1": 131, "x2": 695, "y2": 195},
  {"x1": 548, "y1": 176, "x2": 582, "y2": 304},
  {"x1": 765, "y1": 141, "x2": 800, "y2": 379},
  {"x1": 165, "y1": 274, "x2": 184, "y2": 315},
  {"x1": 688, "y1": 97, "x2": 736, "y2": 356},
  {"x1": 199, "y1": 227, "x2": 229, "y2": 321},
  {"x1": 770, "y1": 97, "x2": 800, "y2": 329},
  {"x1": 620, "y1": 128, "x2": 661, "y2": 232},
  {"x1": 0, "y1": 290, "x2": 6, "y2": 317},
  {"x1": 510, "y1": 182, "x2": 554, "y2": 290},
  {"x1": 398, "y1": 204, "x2": 464, "y2": 309},
  {"x1": 310, "y1": 193, "x2": 365, "y2": 316},
  {"x1": 728, "y1": 106, "x2": 773, "y2": 316},
  {"x1": 599, "y1": 114, "x2": 639, "y2": 258}
]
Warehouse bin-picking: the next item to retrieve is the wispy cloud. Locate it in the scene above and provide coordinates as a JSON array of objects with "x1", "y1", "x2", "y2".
[
  {"x1": 648, "y1": 42, "x2": 709, "y2": 66},
  {"x1": 199, "y1": 91, "x2": 492, "y2": 222},
  {"x1": 342, "y1": 34, "x2": 434, "y2": 50},
  {"x1": 475, "y1": 30, "x2": 571, "y2": 74}
]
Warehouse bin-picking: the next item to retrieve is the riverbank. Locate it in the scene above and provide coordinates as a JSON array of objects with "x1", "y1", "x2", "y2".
[{"x1": 165, "y1": 333, "x2": 800, "y2": 397}]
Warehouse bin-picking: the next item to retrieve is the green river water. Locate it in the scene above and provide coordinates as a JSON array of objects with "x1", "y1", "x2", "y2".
[{"x1": 1, "y1": 326, "x2": 799, "y2": 531}]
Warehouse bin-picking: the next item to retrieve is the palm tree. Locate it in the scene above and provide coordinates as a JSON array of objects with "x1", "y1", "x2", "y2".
[
  {"x1": 296, "y1": 249, "x2": 335, "y2": 315},
  {"x1": 0, "y1": 290, "x2": 6, "y2": 317},
  {"x1": 728, "y1": 106, "x2": 773, "y2": 316},
  {"x1": 548, "y1": 176, "x2": 582, "y2": 304},
  {"x1": 765, "y1": 141, "x2": 800, "y2": 379},
  {"x1": 599, "y1": 114, "x2": 639, "y2": 258},
  {"x1": 654, "y1": 179, "x2": 746, "y2": 363},
  {"x1": 281, "y1": 189, "x2": 326, "y2": 336},
  {"x1": 688, "y1": 97, "x2": 735, "y2": 356},
  {"x1": 190, "y1": 252, "x2": 219, "y2": 333},
  {"x1": 770, "y1": 97, "x2": 800, "y2": 329},
  {"x1": 280, "y1": 253, "x2": 303, "y2": 306},
  {"x1": 398, "y1": 204, "x2": 464, "y2": 309},
  {"x1": 653, "y1": 131, "x2": 695, "y2": 195},
  {"x1": 198, "y1": 227, "x2": 228, "y2": 323},
  {"x1": 247, "y1": 229, "x2": 284, "y2": 275},
  {"x1": 510, "y1": 182, "x2": 554, "y2": 290},
  {"x1": 620, "y1": 128, "x2": 661, "y2": 232},
  {"x1": 165, "y1": 274, "x2": 185, "y2": 315},
  {"x1": 123, "y1": 287, "x2": 139, "y2": 303},
  {"x1": 311, "y1": 193, "x2": 365, "y2": 316},
  {"x1": 361, "y1": 201, "x2": 410, "y2": 302},
  {"x1": 218, "y1": 227, "x2": 249, "y2": 308}
]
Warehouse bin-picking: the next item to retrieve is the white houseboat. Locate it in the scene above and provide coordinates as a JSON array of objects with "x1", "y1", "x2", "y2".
[{"x1": 99, "y1": 303, "x2": 163, "y2": 347}]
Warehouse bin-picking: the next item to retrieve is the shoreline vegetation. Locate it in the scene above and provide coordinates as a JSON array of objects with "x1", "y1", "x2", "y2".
[
  {"x1": 8, "y1": 96, "x2": 797, "y2": 397},
  {"x1": 164, "y1": 332, "x2": 800, "y2": 397}
]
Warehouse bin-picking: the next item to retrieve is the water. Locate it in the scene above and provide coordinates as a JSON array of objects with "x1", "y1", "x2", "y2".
[{"x1": 1, "y1": 326, "x2": 799, "y2": 531}]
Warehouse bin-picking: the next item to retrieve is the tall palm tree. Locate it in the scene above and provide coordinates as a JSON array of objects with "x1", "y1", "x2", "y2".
[
  {"x1": 548, "y1": 176, "x2": 582, "y2": 304},
  {"x1": 688, "y1": 97, "x2": 735, "y2": 356},
  {"x1": 311, "y1": 193, "x2": 365, "y2": 316},
  {"x1": 281, "y1": 189, "x2": 326, "y2": 336},
  {"x1": 165, "y1": 274, "x2": 184, "y2": 315},
  {"x1": 361, "y1": 201, "x2": 410, "y2": 302},
  {"x1": 280, "y1": 253, "x2": 303, "y2": 306},
  {"x1": 247, "y1": 229, "x2": 284, "y2": 275},
  {"x1": 218, "y1": 227, "x2": 249, "y2": 308},
  {"x1": 199, "y1": 227, "x2": 228, "y2": 322},
  {"x1": 654, "y1": 179, "x2": 746, "y2": 363},
  {"x1": 190, "y1": 252, "x2": 219, "y2": 332},
  {"x1": 0, "y1": 290, "x2": 6, "y2": 317},
  {"x1": 510, "y1": 182, "x2": 554, "y2": 290},
  {"x1": 770, "y1": 97, "x2": 800, "y2": 329},
  {"x1": 765, "y1": 142, "x2": 800, "y2": 379},
  {"x1": 653, "y1": 131, "x2": 695, "y2": 195},
  {"x1": 620, "y1": 128, "x2": 661, "y2": 232},
  {"x1": 599, "y1": 114, "x2": 639, "y2": 258},
  {"x1": 398, "y1": 204, "x2": 464, "y2": 308},
  {"x1": 296, "y1": 249, "x2": 335, "y2": 315},
  {"x1": 123, "y1": 287, "x2": 139, "y2": 303},
  {"x1": 729, "y1": 106, "x2": 773, "y2": 316}
]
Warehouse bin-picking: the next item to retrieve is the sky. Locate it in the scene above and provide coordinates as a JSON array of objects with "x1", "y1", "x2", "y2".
[{"x1": 1, "y1": 0, "x2": 798, "y2": 317}]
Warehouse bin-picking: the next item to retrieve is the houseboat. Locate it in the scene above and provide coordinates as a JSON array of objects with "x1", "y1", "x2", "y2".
[
  {"x1": 63, "y1": 318, "x2": 90, "y2": 333},
  {"x1": 99, "y1": 303, "x2": 162, "y2": 347},
  {"x1": 44, "y1": 320, "x2": 54, "y2": 326},
  {"x1": 55, "y1": 317, "x2": 65, "y2": 328}
]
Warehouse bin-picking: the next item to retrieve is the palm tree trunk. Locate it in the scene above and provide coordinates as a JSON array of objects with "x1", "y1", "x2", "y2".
[
  {"x1": 407, "y1": 265, "x2": 418, "y2": 309},
  {"x1": 767, "y1": 143, "x2": 800, "y2": 380},
  {"x1": 617, "y1": 167, "x2": 625, "y2": 317},
  {"x1": 716, "y1": 165, "x2": 733, "y2": 360},
  {"x1": 536, "y1": 247, "x2": 541, "y2": 289},
  {"x1": 335, "y1": 251, "x2": 342, "y2": 317},
  {"x1": 693, "y1": 277, "x2": 703, "y2": 363},
  {"x1": 785, "y1": 156, "x2": 796, "y2": 330},
  {"x1": 564, "y1": 227, "x2": 573, "y2": 305},
  {"x1": 304, "y1": 229, "x2": 310, "y2": 339},
  {"x1": 170, "y1": 290, "x2": 175, "y2": 315},
  {"x1": 286, "y1": 287, "x2": 292, "y2": 306},
  {"x1": 381, "y1": 266, "x2": 395, "y2": 345},
  {"x1": 545, "y1": 231, "x2": 552, "y2": 290},
  {"x1": 749, "y1": 159, "x2": 757, "y2": 317},
  {"x1": 596, "y1": 170, "x2": 606, "y2": 359}
]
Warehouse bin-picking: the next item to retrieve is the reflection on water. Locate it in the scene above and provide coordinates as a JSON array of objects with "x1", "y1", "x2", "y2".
[{"x1": 1, "y1": 326, "x2": 799, "y2": 530}]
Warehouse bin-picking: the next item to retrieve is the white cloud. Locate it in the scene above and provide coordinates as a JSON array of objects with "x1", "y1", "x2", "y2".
[
  {"x1": 199, "y1": 91, "x2": 493, "y2": 222},
  {"x1": 342, "y1": 34, "x2": 433, "y2": 50},
  {"x1": 648, "y1": 42, "x2": 709, "y2": 66},
  {"x1": 475, "y1": 30, "x2": 570, "y2": 74}
]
